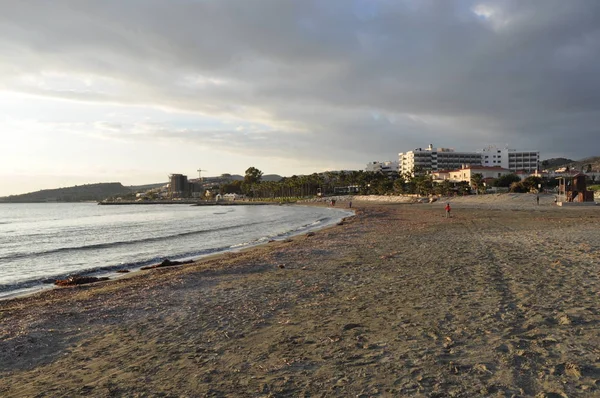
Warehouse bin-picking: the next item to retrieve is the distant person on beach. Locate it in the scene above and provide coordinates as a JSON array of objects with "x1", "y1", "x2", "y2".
[
  {"x1": 445, "y1": 203, "x2": 451, "y2": 218},
  {"x1": 536, "y1": 195, "x2": 539, "y2": 205},
  {"x1": 331, "y1": 199, "x2": 336, "y2": 207},
  {"x1": 348, "y1": 201, "x2": 352, "y2": 208}
]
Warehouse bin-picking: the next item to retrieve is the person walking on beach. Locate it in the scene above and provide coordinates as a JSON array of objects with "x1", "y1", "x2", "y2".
[
  {"x1": 536, "y1": 195, "x2": 539, "y2": 205},
  {"x1": 348, "y1": 201, "x2": 352, "y2": 208},
  {"x1": 445, "y1": 203, "x2": 451, "y2": 218}
]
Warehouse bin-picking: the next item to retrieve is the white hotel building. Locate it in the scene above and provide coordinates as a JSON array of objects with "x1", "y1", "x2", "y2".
[
  {"x1": 399, "y1": 144, "x2": 540, "y2": 175},
  {"x1": 479, "y1": 146, "x2": 540, "y2": 172},
  {"x1": 366, "y1": 160, "x2": 400, "y2": 176},
  {"x1": 399, "y1": 144, "x2": 483, "y2": 175}
]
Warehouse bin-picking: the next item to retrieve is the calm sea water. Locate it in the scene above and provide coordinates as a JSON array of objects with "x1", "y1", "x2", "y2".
[{"x1": 0, "y1": 203, "x2": 351, "y2": 299}]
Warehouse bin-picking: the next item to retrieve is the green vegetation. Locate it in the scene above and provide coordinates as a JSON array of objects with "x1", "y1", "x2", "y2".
[
  {"x1": 242, "y1": 167, "x2": 264, "y2": 196},
  {"x1": 0, "y1": 183, "x2": 131, "y2": 203},
  {"x1": 224, "y1": 167, "x2": 469, "y2": 200},
  {"x1": 229, "y1": 166, "x2": 577, "y2": 200},
  {"x1": 7, "y1": 159, "x2": 596, "y2": 204},
  {"x1": 493, "y1": 173, "x2": 521, "y2": 188},
  {"x1": 470, "y1": 173, "x2": 485, "y2": 194},
  {"x1": 541, "y1": 158, "x2": 573, "y2": 169},
  {"x1": 127, "y1": 183, "x2": 165, "y2": 191}
]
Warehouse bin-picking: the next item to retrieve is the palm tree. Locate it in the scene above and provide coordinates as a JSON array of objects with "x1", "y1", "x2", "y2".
[
  {"x1": 308, "y1": 173, "x2": 323, "y2": 196},
  {"x1": 441, "y1": 180, "x2": 453, "y2": 196},
  {"x1": 470, "y1": 173, "x2": 484, "y2": 194},
  {"x1": 414, "y1": 174, "x2": 433, "y2": 196}
]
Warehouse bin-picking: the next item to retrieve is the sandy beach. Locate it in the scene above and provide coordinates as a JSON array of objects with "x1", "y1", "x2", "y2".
[{"x1": 1, "y1": 197, "x2": 599, "y2": 397}]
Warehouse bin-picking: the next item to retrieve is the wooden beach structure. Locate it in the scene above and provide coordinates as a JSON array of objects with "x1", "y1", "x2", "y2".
[{"x1": 556, "y1": 173, "x2": 596, "y2": 206}]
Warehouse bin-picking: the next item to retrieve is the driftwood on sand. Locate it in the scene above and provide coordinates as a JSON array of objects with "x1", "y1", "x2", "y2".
[
  {"x1": 54, "y1": 275, "x2": 110, "y2": 286},
  {"x1": 140, "y1": 258, "x2": 194, "y2": 270}
]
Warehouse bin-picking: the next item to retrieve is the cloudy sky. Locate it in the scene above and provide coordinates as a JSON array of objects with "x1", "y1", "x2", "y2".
[{"x1": 1, "y1": 0, "x2": 598, "y2": 196}]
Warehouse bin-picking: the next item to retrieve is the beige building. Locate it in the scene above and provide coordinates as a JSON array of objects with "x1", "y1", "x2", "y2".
[
  {"x1": 432, "y1": 165, "x2": 511, "y2": 183},
  {"x1": 447, "y1": 165, "x2": 512, "y2": 183},
  {"x1": 431, "y1": 169, "x2": 452, "y2": 183}
]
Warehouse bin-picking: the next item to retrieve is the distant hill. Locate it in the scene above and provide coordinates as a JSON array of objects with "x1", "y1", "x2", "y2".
[
  {"x1": 203, "y1": 174, "x2": 282, "y2": 182},
  {"x1": 565, "y1": 156, "x2": 600, "y2": 172},
  {"x1": 214, "y1": 174, "x2": 244, "y2": 181},
  {"x1": 0, "y1": 183, "x2": 131, "y2": 203},
  {"x1": 262, "y1": 174, "x2": 283, "y2": 182},
  {"x1": 228, "y1": 174, "x2": 244, "y2": 181},
  {"x1": 128, "y1": 183, "x2": 165, "y2": 191},
  {"x1": 0, "y1": 174, "x2": 284, "y2": 203},
  {"x1": 541, "y1": 158, "x2": 573, "y2": 169},
  {"x1": 541, "y1": 156, "x2": 600, "y2": 172}
]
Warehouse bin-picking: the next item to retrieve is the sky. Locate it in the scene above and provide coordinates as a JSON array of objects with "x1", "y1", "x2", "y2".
[{"x1": 1, "y1": 0, "x2": 599, "y2": 196}]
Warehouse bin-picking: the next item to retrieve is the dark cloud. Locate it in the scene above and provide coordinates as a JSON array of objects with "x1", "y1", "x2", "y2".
[{"x1": 1, "y1": 0, "x2": 599, "y2": 163}]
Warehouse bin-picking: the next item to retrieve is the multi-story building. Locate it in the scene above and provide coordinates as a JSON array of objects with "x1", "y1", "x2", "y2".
[
  {"x1": 479, "y1": 146, "x2": 539, "y2": 172},
  {"x1": 399, "y1": 144, "x2": 540, "y2": 175},
  {"x1": 169, "y1": 174, "x2": 194, "y2": 198},
  {"x1": 448, "y1": 165, "x2": 512, "y2": 183},
  {"x1": 399, "y1": 144, "x2": 482, "y2": 175},
  {"x1": 366, "y1": 160, "x2": 399, "y2": 175},
  {"x1": 432, "y1": 165, "x2": 512, "y2": 183}
]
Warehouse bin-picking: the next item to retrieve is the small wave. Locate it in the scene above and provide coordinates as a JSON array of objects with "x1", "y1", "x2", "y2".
[
  {"x1": 229, "y1": 241, "x2": 250, "y2": 249},
  {"x1": 0, "y1": 207, "x2": 354, "y2": 298},
  {"x1": 304, "y1": 217, "x2": 327, "y2": 227},
  {"x1": 227, "y1": 216, "x2": 336, "y2": 249},
  {"x1": 0, "y1": 221, "x2": 265, "y2": 262},
  {"x1": 213, "y1": 208, "x2": 235, "y2": 215},
  {"x1": 292, "y1": 217, "x2": 332, "y2": 232},
  {"x1": 0, "y1": 245, "x2": 234, "y2": 295}
]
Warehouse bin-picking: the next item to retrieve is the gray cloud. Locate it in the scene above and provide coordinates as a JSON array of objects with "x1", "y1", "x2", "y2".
[{"x1": 1, "y1": 0, "x2": 599, "y2": 163}]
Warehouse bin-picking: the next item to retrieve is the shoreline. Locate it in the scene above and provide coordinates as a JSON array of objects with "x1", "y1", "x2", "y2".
[
  {"x1": 0, "y1": 204, "x2": 353, "y2": 301},
  {"x1": 1, "y1": 200, "x2": 599, "y2": 396},
  {"x1": 98, "y1": 200, "x2": 277, "y2": 205}
]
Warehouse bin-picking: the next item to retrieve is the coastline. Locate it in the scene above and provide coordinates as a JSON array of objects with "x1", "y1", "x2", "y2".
[
  {"x1": 1, "y1": 200, "x2": 599, "y2": 396},
  {"x1": 98, "y1": 200, "x2": 277, "y2": 205},
  {"x1": 0, "y1": 204, "x2": 352, "y2": 301}
]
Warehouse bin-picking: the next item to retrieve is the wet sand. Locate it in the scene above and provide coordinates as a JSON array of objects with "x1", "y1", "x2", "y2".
[{"x1": 1, "y1": 200, "x2": 599, "y2": 397}]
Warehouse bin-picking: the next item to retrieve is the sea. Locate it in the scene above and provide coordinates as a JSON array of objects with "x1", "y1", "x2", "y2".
[{"x1": 0, "y1": 203, "x2": 351, "y2": 299}]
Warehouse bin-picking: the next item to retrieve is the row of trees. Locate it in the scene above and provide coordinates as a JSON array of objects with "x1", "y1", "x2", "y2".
[
  {"x1": 211, "y1": 167, "x2": 558, "y2": 199},
  {"x1": 219, "y1": 168, "x2": 393, "y2": 198}
]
